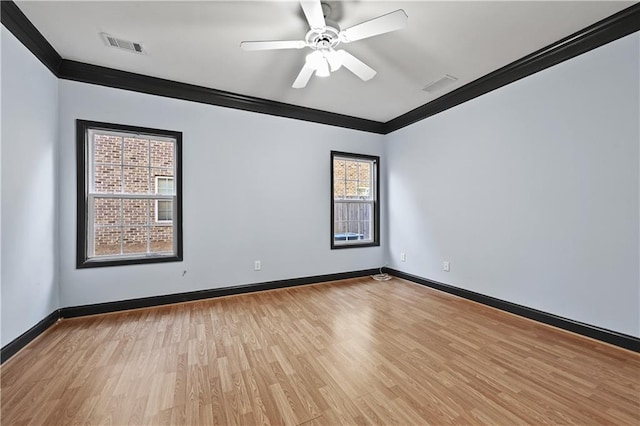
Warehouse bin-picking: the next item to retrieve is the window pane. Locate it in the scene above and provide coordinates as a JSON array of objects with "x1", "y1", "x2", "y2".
[
  {"x1": 151, "y1": 140, "x2": 174, "y2": 168},
  {"x1": 123, "y1": 138, "x2": 150, "y2": 167},
  {"x1": 94, "y1": 198, "x2": 121, "y2": 226},
  {"x1": 94, "y1": 165, "x2": 122, "y2": 193},
  {"x1": 346, "y1": 161, "x2": 359, "y2": 180},
  {"x1": 334, "y1": 202, "x2": 347, "y2": 222},
  {"x1": 157, "y1": 179, "x2": 170, "y2": 194},
  {"x1": 94, "y1": 135, "x2": 122, "y2": 164},
  {"x1": 333, "y1": 221, "x2": 348, "y2": 241},
  {"x1": 345, "y1": 180, "x2": 358, "y2": 198},
  {"x1": 123, "y1": 166, "x2": 150, "y2": 194},
  {"x1": 357, "y1": 181, "x2": 371, "y2": 198},
  {"x1": 334, "y1": 181, "x2": 346, "y2": 199},
  {"x1": 155, "y1": 176, "x2": 174, "y2": 195},
  {"x1": 362, "y1": 220, "x2": 372, "y2": 241},
  {"x1": 94, "y1": 227, "x2": 121, "y2": 256},
  {"x1": 347, "y1": 221, "x2": 361, "y2": 238},
  {"x1": 333, "y1": 159, "x2": 345, "y2": 177},
  {"x1": 151, "y1": 225, "x2": 173, "y2": 253},
  {"x1": 156, "y1": 200, "x2": 173, "y2": 221},
  {"x1": 333, "y1": 202, "x2": 372, "y2": 242},
  {"x1": 347, "y1": 203, "x2": 359, "y2": 221},
  {"x1": 344, "y1": 202, "x2": 371, "y2": 222},
  {"x1": 151, "y1": 169, "x2": 174, "y2": 193},
  {"x1": 123, "y1": 199, "x2": 149, "y2": 226},
  {"x1": 358, "y1": 162, "x2": 371, "y2": 182},
  {"x1": 123, "y1": 227, "x2": 148, "y2": 254},
  {"x1": 362, "y1": 203, "x2": 372, "y2": 222}
]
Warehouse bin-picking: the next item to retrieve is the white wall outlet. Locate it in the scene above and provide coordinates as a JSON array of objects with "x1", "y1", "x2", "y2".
[
  {"x1": 443, "y1": 261, "x2": 450, "y2": 272},
  {"x1": 400, "y1": 252, "x2": 406, "y2": 262},
  {"x1": 254, "y1": 260, "x2": 261, "y2": 271}
]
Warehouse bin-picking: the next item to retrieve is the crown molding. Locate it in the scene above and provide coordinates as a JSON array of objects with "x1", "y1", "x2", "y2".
[
  {"x1": 58, "y1": 60, "x2": 386, "y2": 133},
  {"x1": 0, "y1": 0, "x2": 62, "y2": 74},
  {"x1": 385, "y1": 3, "x2": 640, "y2": 133},
  {"x1": 2, "y1": 1, "x2": 639, "y2": 134}
]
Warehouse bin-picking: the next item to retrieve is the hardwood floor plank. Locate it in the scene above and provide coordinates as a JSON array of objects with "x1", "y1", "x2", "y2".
[
  {"x1": 268, "y1": 382, "x2": 299, "y2": 426},
  {"x1": 317, "y1": 385, "x2": 367, "y2": 425},
  {"x1": 2, "y1": 277, "x2": 638, "y2": 425}
]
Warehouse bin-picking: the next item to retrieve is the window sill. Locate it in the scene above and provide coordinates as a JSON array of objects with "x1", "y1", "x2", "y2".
[
  {"x1": 77, "y1": 253, "x2": 182, "y2": 269},
  {"x1": 331, "y1": 241, "x2": 380, "y2": 250}
]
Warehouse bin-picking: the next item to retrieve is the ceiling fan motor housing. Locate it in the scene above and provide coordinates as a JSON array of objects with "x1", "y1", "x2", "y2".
[{"x1": 305, "y1": 26, "x2": 340, "y2": 51}]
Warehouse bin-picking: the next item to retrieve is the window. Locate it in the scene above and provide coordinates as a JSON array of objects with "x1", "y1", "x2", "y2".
[
  {"x1": 155, "y1": 176, "x2": 174, "y2": 222},
  {"x1": 331, "y1": 151, "x2": 380, "y2": 248},
  {"x1": 77, "y1": 120, "x2": 183, "y2": 268}
]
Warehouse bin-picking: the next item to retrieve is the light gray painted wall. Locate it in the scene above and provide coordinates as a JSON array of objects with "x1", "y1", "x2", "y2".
[
  {"x1": 58, "y1": 80, "x2": 385, "y2": 307},
  {"x1": 385, "y1": 33, "x2": 640, "y2": 337},
  {"x1": 1, "y1": 27, "x2": 59, "y2": 346}
]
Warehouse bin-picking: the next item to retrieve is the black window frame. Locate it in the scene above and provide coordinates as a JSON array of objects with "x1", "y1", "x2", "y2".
[
  {"x1": 331, "y1": 151, "x2": 380, "y2": 249},
  {"x1": 76, "y1": 120, "x2": 183, "y2": 268}
]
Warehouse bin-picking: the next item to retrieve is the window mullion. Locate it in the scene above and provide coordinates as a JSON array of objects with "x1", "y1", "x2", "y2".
[
  {"x1": 118, "y1": 198, "x2": 123, "y2": 255},
  {"x1": 146, "y1": 199, "x2": 151, "y2": 254},
  {"x1": 148, "y1": 139, "x2": 152, "y2": 196},
  {"x1": 147, "y1": 140, "x2": 152, "y2": 254},
  {"x1": 120, "y1": 134, "x2": 125, "y2": 193},
  {"x1": 88, "y1": 194, "x2": 95, "y2": 257},
  {"x1": 87, "y1": 193, "x2": 171, "y2": 200},
  {"x1": 88, "y1": 130, "x2": 95, "y2": 193},
  {"x1": 173, "y1": 195, "x2": 177, "y2": 253}
]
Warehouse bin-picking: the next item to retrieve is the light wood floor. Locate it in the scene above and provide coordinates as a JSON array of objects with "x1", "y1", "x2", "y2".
[{"x1": 1, "y1": 277, "x2": 639, "y2": 425}]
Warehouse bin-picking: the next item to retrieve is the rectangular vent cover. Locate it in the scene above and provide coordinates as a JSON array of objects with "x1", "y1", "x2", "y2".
[
  {"x1": 101, "y1": 33, "x2": 145, "y2": 54},
  {"x1": 423, "y1": 75, "x2": 458, "y2": 93}
]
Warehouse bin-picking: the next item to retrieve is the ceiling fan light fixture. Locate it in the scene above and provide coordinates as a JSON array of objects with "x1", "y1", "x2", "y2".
[
  {"x1": 306, "y1": 51, "x2": 331, "y2": 77},
  {"x1": 305, "y1": 50, "x2": 324, "y2": 67},
  {"x1": 325, "y1": 50, "x2": 343, "y2": 71},
  {"x1": 315, "y1": 58, "x2": 331, "y2": 77}
]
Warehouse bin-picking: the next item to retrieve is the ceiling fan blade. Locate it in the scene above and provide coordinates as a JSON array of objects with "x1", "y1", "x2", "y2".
[
  {"x1": 339, "y1": 9, "x2": 408, "y2": 43},
  {"x1": 338, "y1": 50, "x2": 376, "y2": 81},
  {"x1": 292, "y1": 63, "x2": 315, "y2": 88},
  {"x1": 300, "y1": 0, "x2": 326, "y2": 29},
  {"x1": 240, "y1": 40, "x2": 306, "y2": 51}
]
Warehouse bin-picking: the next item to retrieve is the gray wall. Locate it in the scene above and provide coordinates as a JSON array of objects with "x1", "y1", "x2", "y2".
[
  {"x1": 57, "y1": 80, "x2": 386, "y2": 307},
  {"x1": 1, "y1": 28, "x2": 60, "y2": 346},
  {"x1": 385, "y1": 33, "x2": 640, "y2": 337}
]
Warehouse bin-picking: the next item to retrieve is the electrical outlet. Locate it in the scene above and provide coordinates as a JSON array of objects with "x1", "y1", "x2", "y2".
[
  {"x1": 400, "y1": 252, "x2": 406, "y2": 262},
  {"x1": 254, "y1": 260, "x2": 261, "y2": 271},
  {"x1": 443, "y1": 261, "x2": 450, "y2": 272}
]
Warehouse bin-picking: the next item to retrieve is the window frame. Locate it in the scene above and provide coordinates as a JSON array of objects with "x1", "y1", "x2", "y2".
[
  {"x1": 330, "y1": 151, "x2": 380, "y2": 249},
  {"x1": 76, "y1": 120, "x2": 183, "y2": 268}
]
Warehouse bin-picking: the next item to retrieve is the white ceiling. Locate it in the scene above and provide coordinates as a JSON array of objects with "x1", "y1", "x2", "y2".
[{"x1": 16, "y1": 1, "x2": 634, "y2": 122}]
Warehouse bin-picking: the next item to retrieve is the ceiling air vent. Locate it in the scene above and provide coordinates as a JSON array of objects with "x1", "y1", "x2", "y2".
[
  {"x1": 101, "y1": 33, "x2": 145, "y2": 54},
  {"x1": 422, "y1": 75, "x2": 458, "y2": 93}
]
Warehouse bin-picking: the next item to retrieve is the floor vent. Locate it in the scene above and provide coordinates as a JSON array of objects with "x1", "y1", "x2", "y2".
[{"x1": 101, "y1": 33, "x2": 145, "y2": 54}]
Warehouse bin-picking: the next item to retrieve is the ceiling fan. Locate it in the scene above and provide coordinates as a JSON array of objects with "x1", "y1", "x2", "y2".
[{"x1": 240, "y1": 0, "x2": 408, "y2": 89}]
